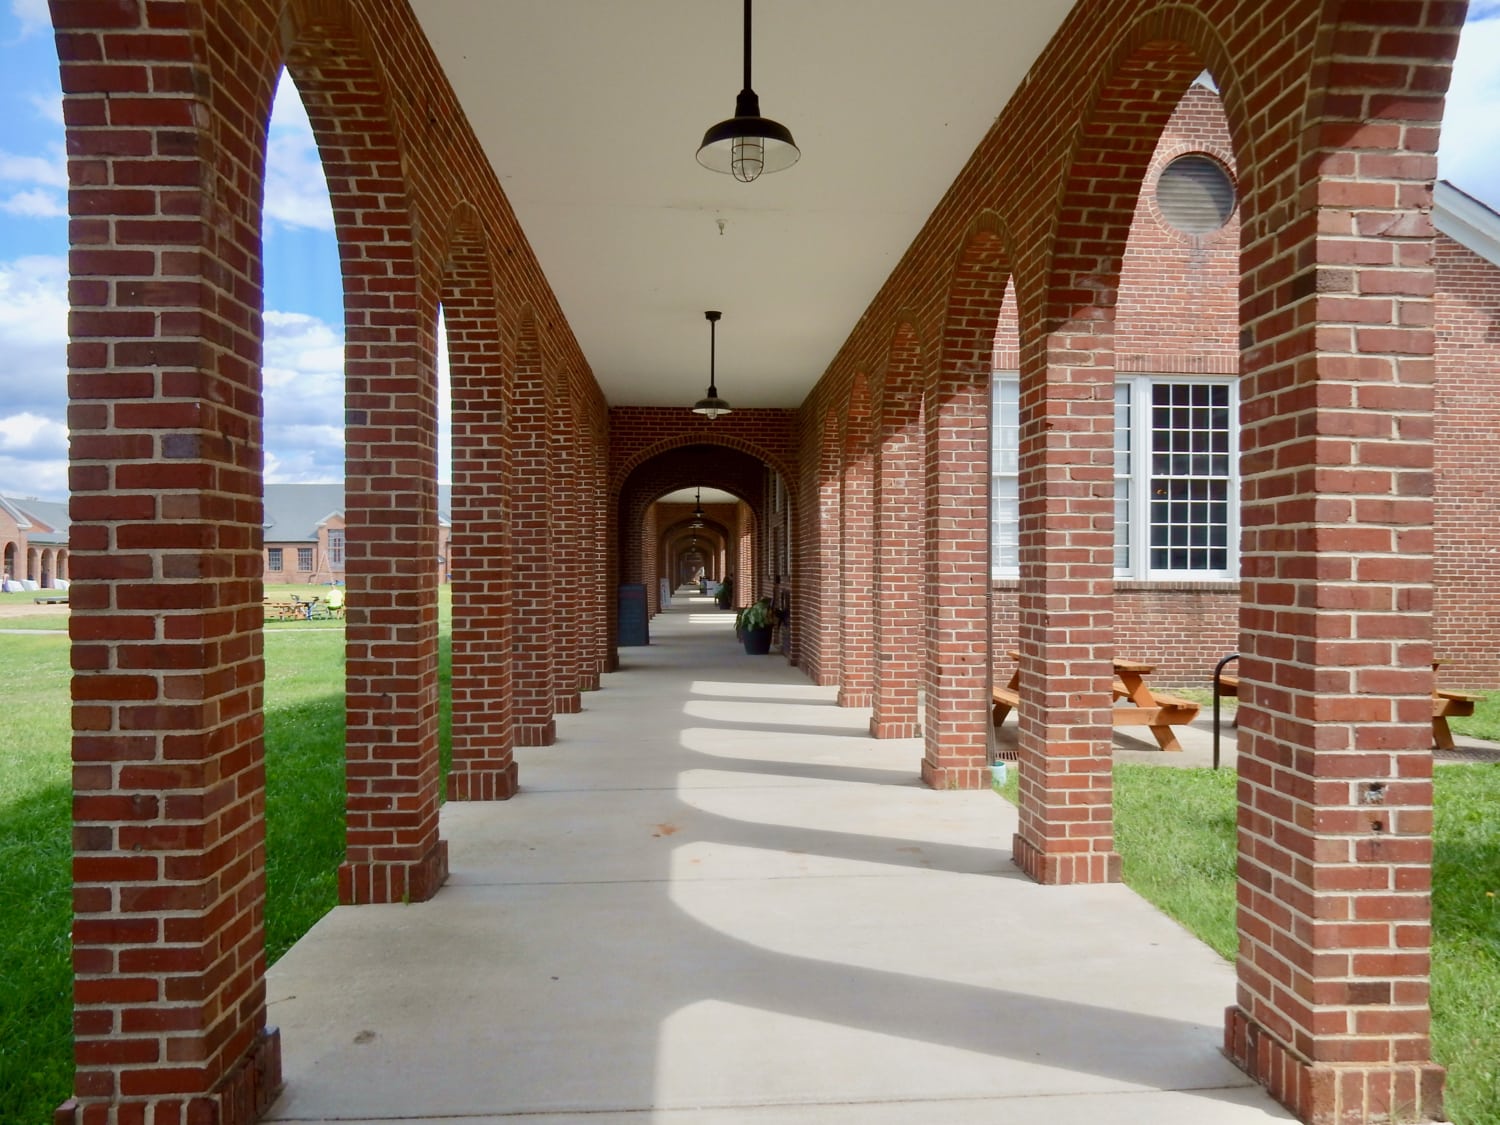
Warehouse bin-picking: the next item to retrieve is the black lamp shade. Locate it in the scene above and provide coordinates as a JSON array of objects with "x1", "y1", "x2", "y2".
[{"x1": 697, "y1": 91, "x2": 800, "y2": 182}]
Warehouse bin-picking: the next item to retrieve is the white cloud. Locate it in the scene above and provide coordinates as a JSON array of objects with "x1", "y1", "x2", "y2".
[
  {"x1": 0, "y1": 147, "x2": 66, "y2": 189},
  {"x1": 1, "y1": 187, "x2": 64, "y2": 217},
  {"x1": 263, "y1": 309, "x2": 346, "y2": 482},
  {"x1": 0, "y1": 451, "x2": 66, "y2": 500},
  {"x1": 0, "y1": 255, "x2": 68, "y2": 495},
  {"x1": 264, "y1": 73, "x2": 333, "y2": 232},
  {"x1": 0, "y1": 253, "x2": 67, "y2": 369},
  {"x1": 27, "y1": 91, "x2": 63, "y2": 127},
  {"x1": 0, "y1": 410, "x2": 65, "y2": 453},
  {"x1": 9, "y1": 0, "x2": 50, "y2": 38},
  {"x1": 1439, "y1": 14, "x2": 1500, "y2": 210}
]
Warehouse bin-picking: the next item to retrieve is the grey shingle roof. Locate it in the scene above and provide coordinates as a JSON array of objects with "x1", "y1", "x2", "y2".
[
  {"x1": 263, "y1": 482, "x2": 344, "y2": 542},
  {"x1": 0, "y1": 495, "x2": 70, "y2": 544}
]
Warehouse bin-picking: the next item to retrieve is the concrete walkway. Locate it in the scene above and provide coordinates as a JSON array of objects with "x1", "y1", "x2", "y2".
[{"x1": 264, "y1": 594, "x2": 1292, "y2": 1124}]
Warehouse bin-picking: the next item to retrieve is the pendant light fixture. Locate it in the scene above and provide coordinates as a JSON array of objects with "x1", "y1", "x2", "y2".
[
  {"x1": 696, "y1": 0, "x2": 800, "y2": 183},
  {"x1": 691, "y1": 487, "x2": 705, "y2": 528},
  {"x1": 692, "y1": 310, "x2": 732, "y2": 420}
]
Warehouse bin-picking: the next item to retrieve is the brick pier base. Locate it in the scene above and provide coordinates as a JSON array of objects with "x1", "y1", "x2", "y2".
[
  {"x1": 1012, "y1": 832, "x2": 1122, "y2": 885},
  {"x1": 1225, "y1": 1006, "x2": 1444, "y2": 1125},
  {"x1": 447, "y1": 762, "x2": 519, "y2": 801},
  {"x1": 516, "y1": 720, "x2": 557, "y2": 747},
  {"x1": 56, "y1": 1028, "x2": 282, "y2": 1125},
  {"x1": 920, "y1": 759, "x2": 987, "y2": 790},
  {"x1": 338, "y1": 840, "x2": 449, "y2": 904}
]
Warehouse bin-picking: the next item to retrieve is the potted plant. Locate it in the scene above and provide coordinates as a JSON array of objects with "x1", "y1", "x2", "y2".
[{"x1": 734, "y1": 597, "x2": 778, "y2": 655}]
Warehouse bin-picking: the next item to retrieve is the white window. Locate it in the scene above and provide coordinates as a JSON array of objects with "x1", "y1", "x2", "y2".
[
  {"x1": 328, "y1": 529, "x2": 344, "y2": 568},
  {"x1": 991, "y1": 373, "x2": 1238, "y2": 580}
]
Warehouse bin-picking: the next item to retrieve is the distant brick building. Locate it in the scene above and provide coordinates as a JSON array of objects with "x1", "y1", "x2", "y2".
[
  {"x1": 0, "y1": 494, "x2": 69, "y2": 589},
  {"x1": 263, "y1": 482, "x2": 452, "y2": 586},
  {"x1": 982, "y1": 85, "x2": 1500, "y2": 688}
]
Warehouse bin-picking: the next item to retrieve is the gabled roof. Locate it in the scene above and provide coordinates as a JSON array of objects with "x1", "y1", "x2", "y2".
[
  {"x1": 264, "y1": 483, "x2": 450, "y2": 543},
  {"x1": 263, "y1": 482, "x2": 344, "y2": 542},
  {"x1": 1435, "y1": 180, "x2": 1500, "y2": 269},
  {"x1": 0, "y1": 495, "x2": 70, "y2": 545}
]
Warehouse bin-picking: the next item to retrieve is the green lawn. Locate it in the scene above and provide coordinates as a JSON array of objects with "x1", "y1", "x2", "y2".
[
  {"x1": 998, "y1": 761, "x2": 1500, "y2": 1125},
  {"x1": 0, "y1": 591, "x2": 451, "y2": 1124}
]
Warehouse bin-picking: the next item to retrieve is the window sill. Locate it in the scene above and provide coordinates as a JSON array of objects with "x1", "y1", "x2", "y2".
[{"x1": 991, "y1": 577, "x2": 1238, "y2": 593}]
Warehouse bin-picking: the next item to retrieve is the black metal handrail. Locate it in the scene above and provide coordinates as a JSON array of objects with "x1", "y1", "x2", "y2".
[{"x1": 1212, "y1": 652, "x2": 1240, "y2": 770}]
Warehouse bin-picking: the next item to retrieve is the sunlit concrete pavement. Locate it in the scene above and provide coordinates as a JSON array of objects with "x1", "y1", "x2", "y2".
[{"x1": 264, "y1": 593, "x2": 1292, "y2": 1124}]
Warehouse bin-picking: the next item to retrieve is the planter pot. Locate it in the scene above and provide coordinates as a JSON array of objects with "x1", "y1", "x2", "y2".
[{"x1": 742, "y1": 624, "x2": 773, "y2": 655}]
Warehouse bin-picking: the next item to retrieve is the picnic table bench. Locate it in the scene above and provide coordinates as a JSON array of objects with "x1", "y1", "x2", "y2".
[
  {"x1": 264, "y1": 599, "x2": 302, "y2": 621},
  {"x1": 1213, "y1": 658, "x2": 1481, "y2": 751},
  {"x1": 32, "y1": 594, "x2": 68, "y2": 605},
  {"x1": 993, "y1": 651, "x2": 1201, "y2": 752}
]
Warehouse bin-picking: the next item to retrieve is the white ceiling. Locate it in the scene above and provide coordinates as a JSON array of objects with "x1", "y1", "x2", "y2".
[
  {"x1": 411, "y1": 1, "x2": 1077, "y2": 409},
  {"x1": 657, "y1": 488, "x2": 742, "y2": 506}
]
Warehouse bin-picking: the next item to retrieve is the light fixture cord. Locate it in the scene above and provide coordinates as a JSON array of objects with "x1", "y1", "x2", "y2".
[
  {"x1": 742, "y1": 0, "x2": 753, "y2": 92},
  {"x1": 709, "y1": 315, "x2": 718, "y2": 394}
]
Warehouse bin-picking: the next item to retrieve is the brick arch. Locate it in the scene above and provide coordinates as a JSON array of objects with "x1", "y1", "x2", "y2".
[
  {"x1": 611, "y1": 432, "x2": 797, "y2": 505},
  {"x1": 272, "y1": 1, "x2": 445, "y2": 910},
  {"x1": 838, "y1": 372, "x2": 875, "y2": 708},
  {"x1": 871, "y1": 321, "x2": 926, "y2": 738},
  {"x1": 922, "y1": 214, "x2": 1012, "y2": 790},
  {"x1": 510, "y1": 311, "x2": 558, "y2": 745},
  {"x1": 662, "y1": 517, "x2": 730, "y2": 586},
  {"x1": 1010, "y1": 28, "x2": 1229, "y2": 887},
  {"x1": 442, "y1": 205, "x2": 518, "y2": 801},
  {"x1": 617, "y1": 445, "x2": 773, "y2": 617}
]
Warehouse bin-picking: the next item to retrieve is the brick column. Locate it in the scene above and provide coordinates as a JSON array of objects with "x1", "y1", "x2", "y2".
[
  {"x1": 445, "y1": 230, "x2": 517, "y2": 801},
  {"x1": 338, "y1": 320, "x2": 446, "y2": 903},
  {"x1": 814, "y1": 410, "x2": 843, "y2": 686},
  {"x1": 551, "y1": 390, "x2": 582, "y2": 713},
  {"x1": 837, "y1": 377, "x2": 875, "y2": 707},
  {"x1": 922, "y1": 237, "x2": 1001, "y2": 790},
  {"x1": 871, "y1": 326, "x2": 924, "y2": 738},
  {"x1": 1010, "y1": 332, "x2": 1121, "y2": 885},
  {"x1": 580, "y1": 438, "x2": 606, "y2": 691},
  {"x1": 54, "y1": 0, "x2": 281, "y2": 1117},
  {"x1": 510, "y1": 324, "x2": 557, "y2": 745},
  {"x1": 1224, "y1": 26, "x2": 1449, "y2": 1119}
]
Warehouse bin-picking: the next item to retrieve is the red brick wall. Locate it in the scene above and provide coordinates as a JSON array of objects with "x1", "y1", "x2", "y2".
[
  {"x1": 1434, "y1": 233, "x2": 1500, "y2": 687},
  {"x1": 789, "y1": 3, "x2": 1457, "y2": 1122},
  {"x1": 54, "y1": 0, "x2": 609, "y2": 1117}
]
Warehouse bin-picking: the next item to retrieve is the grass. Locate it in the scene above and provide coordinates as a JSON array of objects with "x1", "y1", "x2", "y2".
[
  {"x1": 998, "y1": 761, "x2": 1500, "y2": 1124},
  {"x1": 0, "y1": 589, "x2": 452, "y2": 1123},
  {"x1": 1449, "y1": 690, "x2": 1500, "y2": 743}
]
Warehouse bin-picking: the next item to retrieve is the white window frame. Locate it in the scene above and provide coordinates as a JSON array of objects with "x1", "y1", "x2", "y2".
[{"x1": 991, "y1": 372, "x2": 1239, "y2": 581}]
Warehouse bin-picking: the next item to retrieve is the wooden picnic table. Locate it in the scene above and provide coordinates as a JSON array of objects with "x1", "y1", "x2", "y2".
[
  {"x1": 1213, "y1": 660, "x2": 1481, "y2": 751},
  {"x1": 993, "y1": 651, "x2": 1201, "y2": 752}
]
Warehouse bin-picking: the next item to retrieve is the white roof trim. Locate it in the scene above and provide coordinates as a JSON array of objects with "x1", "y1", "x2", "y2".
[{"x1": 1435, "y1": 180, "x2": 1500, "y2": 268}]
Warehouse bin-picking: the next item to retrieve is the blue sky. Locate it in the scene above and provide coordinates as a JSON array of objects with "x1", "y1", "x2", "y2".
[{"x1": 1, "y1": 0, "x2": 1498, "y2": 503}]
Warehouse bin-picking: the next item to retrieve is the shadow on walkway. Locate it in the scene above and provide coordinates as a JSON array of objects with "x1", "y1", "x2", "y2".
[{"x1": 265, "y1": 593, "x2": 1291, "y2": 1124}]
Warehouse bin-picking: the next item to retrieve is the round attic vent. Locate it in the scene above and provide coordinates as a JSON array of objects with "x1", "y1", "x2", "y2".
[{"x1": 1155, "y1": 154, "x2": 1236, "y2": 234}]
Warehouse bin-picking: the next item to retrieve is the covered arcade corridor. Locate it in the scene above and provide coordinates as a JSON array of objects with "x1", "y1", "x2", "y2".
[
  {"x1": 264, "y1": 594, "x2": 1288, "y2": 1125},
  {"x1": 48, "y1": 0, "x2": 1468, "y2": 1122}
]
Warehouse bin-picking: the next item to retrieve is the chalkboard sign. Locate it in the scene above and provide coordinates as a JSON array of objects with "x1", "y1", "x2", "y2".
[{"x1": 617, "y1": 583, "x2": 649, "y2": 646}]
